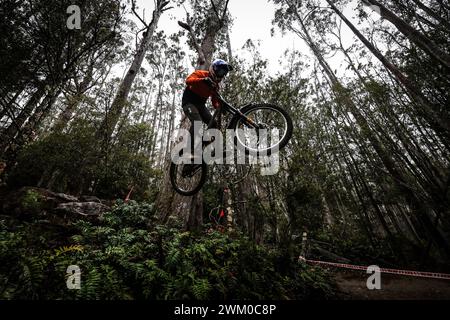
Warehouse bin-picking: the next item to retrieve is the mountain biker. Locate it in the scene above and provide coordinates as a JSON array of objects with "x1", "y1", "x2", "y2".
[{"x1": 181, "y1": 59, "x2": 233, "y2": 160}]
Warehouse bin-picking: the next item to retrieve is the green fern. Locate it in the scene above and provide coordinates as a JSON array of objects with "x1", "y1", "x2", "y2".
[
  {"x1": 191, "y1": 278, "x2": 211, "y2": 300},
  {"x1": 79, "y1": 267, "x2": 101, "y2": 300},
  {"x1": 0, "y1": 203, "x2": 335, "y2": 300}
]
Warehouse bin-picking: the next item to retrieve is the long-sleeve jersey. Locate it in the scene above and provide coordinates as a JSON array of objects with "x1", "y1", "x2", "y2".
[{"x1": 182, "y1": 70, "x2": 221, "y2": 108}]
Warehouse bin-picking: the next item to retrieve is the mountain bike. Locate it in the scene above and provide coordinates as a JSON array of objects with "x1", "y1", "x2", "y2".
[{"x1": 169, "y1": 91, "x2": 293, "y2": 196}]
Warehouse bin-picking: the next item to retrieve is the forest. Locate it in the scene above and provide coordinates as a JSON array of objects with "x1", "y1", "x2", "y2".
[{"x1": 0, "y1": 0, "x2": 449, "y2": 300}]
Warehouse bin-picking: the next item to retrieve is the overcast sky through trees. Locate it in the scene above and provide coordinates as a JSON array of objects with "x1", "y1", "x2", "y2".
[{"x1": 134, "y1": 0, "x2": 380, "y2": 75}]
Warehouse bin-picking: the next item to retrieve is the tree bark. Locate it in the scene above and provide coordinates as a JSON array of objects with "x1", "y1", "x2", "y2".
[
  {"x1": 364, "y1": 0, "x2": 450, "y2": 67},
  {"x1": 96, "y1": 0, "x2": 170, "y2": 142},
  {"x1": 289, "y1": 0, "x2": 450, "y2": 257},
  {"x1": 53, "y1": 63, "x2": 95, "y2": 133},
  {"x1": 157, "y1": 0, "x2": 230, "y2": 231},
  {"x1": 0, "y1": 85, "x2": 46, "y2": 156},
  {"x1": 409, "y1": 0, "x2": 450, "y2": 31},
  {"x1": 327, "y1": 0, "x2": 450, "y2": 148}
]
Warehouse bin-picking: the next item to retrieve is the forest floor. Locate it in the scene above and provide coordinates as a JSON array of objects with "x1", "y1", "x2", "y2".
[{"x1": 332, "y1": 270, "x2": 450, "y2": 300}]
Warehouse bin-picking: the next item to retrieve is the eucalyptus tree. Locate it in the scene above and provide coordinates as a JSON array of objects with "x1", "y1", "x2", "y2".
[
  {"x1": 271, "y1": 0, "x2": 450, "y2": 259},
  {"x1": 157, "y1": 0, "x2": 231, "y2": 231},
  {"x1": 0, "y1": 0, "x2": 126, "y2": 159},
  {"x1": 96, "y1": 0, "x2": 172, "y2": 143}
]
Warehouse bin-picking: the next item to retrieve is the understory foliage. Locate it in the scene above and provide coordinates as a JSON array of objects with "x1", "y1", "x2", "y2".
[
  {"x1": 0, "y1": 202, "x2": 334, "y2": 300},
  {"x1": 7, "y1": 120, "x2": 160, "y2": 200}
]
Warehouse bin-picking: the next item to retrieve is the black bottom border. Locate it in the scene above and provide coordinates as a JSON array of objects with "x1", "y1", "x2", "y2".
[{"x1": 0, "y1": 300, "x2": 446, "y2": 319}]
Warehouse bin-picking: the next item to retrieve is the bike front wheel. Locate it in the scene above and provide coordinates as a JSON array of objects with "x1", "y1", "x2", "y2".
[{"x1": 230, "y1": 104, "x2": 293, "y2": 155}]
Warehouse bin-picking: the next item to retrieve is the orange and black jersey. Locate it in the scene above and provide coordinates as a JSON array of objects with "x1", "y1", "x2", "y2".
[{"x1": 182, "y1": 70, "x2": 221, "y2": 108}]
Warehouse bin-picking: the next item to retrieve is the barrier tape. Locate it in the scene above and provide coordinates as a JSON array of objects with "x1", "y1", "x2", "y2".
[{"x1": 298, "y1": 256, "x2": 450, "y2": 280}]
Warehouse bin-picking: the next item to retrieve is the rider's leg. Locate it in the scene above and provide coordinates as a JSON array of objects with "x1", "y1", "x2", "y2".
[
  {"x1": 181, "y1": 103, "x2": 217, "y2": 176},
  {"x1": 182, "y1": 103, "x2": 203, "y2": 157},
  {"x1": 182, "y1": 103, "x2": 218, "y2": 154},
  {"x1": 196, "y1": 104, "x2": 219, "y2": 149},
  {"x1": 196, "y1": 104, "x2": 218, "y2": 130}
]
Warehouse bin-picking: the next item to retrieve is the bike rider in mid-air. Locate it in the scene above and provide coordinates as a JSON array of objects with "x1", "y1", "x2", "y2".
[
  {"x1": 181, "y1": 59, "x2": 233, "y2": 166},
  {"x1": 171, "y1": 59, "x2": 292, "y2": 195}
]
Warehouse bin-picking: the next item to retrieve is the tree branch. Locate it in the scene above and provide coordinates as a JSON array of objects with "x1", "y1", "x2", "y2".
[
  {"x1": 210, "y1": 0, "x2": 221, "y2": 21},
  {"x1": 177, "y1": 20, "x2": 191, "y2": 32},
  {"x1": 220, "y1": 0, "x2": 230, "y2": 23},
  {"x1": 131, "y1": 0, "x2": 149, "y2": 28},
  {"x1": 159, "y1": 0, "x2": 172, "y2": 12},
  {"x1": 177, "y1": 20, "x2": 205, "y2": 64},
  {"x1": 210, "y1": 0, "x2": 230, "y2": 27}
]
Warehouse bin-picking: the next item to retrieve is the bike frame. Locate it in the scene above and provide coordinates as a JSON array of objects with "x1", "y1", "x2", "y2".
[{"x1": 207, "y1": 93, "x2": 257, "y2": 130}]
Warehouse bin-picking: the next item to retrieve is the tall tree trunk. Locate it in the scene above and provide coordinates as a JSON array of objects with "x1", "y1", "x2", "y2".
[
  {"x1": 53, "y1": 63, "x2": 95, "y2": 133},
  {"x1": 326, "y1": 0, "x2": 450, "y2": 148},
  {"x1": 226, "y1": 25, "x2": 233, "y2": 62},
  {"x1": 363, "y1": 0, "x2": 450, "y2": 68},
  {"x1": 0, "y1": 86, "x2": 26, "y2": 122},
  {"x1": 96, "y1": 0, "x2": 170, "y2": 142},
  {"x1": 337, "y1": 36, "x2": 447, "y2": 200},
  {"x1": 165, "y1": 86, "x2": 177, "y2": 162},
  {"x1": 409, "y1": 0, "x2": 450, "y2": 31},
  {"x1": 157, "y1": 0, "x2": 230, "y2": 231},
  {"x1": 289, "y1": 1, "x2": 450, "y2": 258},
  {"x1": 21, "y1": 88, "x2": 62, "y2": 144},
  {"x1": 0, "y1": 85, "x2": 46, "y2": 156}
]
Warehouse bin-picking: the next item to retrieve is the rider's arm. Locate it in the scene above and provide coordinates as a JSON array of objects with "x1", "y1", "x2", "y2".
[{"x1": 211, "y1": 94, "x2": 221, "y2": 109}]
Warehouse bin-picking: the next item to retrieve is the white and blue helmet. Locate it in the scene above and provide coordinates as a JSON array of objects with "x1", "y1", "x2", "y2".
[{"x1": 209, "y1": 59, "x2": 233, "y2": 79}]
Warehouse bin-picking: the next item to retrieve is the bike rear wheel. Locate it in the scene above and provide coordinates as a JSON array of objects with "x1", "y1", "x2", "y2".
[
  {"x1": 230, "y1": 104, "x2": 293, "y2": 155},
  {"x1": 169, "y1": 162, "x2": 208, "y2": 196}
]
